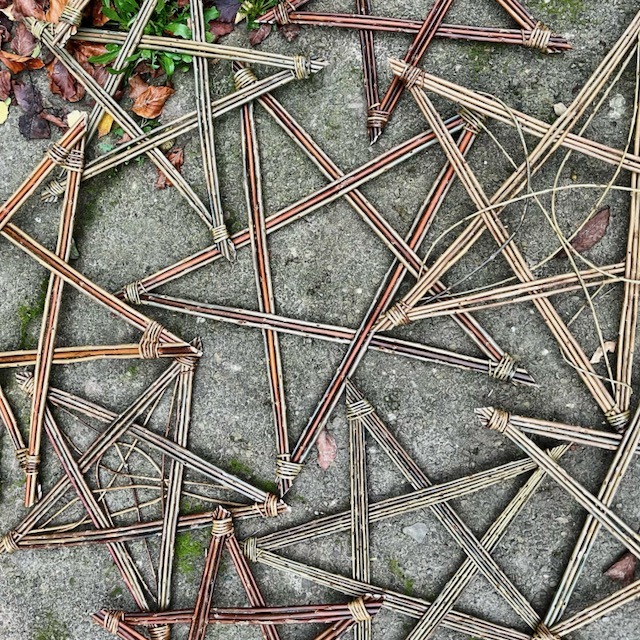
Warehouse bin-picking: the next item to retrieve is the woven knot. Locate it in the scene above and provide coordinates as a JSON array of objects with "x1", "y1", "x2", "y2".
[
  {"x1": 458, "y1": 106, "x2": 484, "y2": 134},
  {"x1": 148, "y1": 624, "x2": 171, "y2": 640},
  {"x1": 348, "y1": 597, "x2": 371, "y2": 622},
  {"x1": 15, "y1": 448, "x2": 29, "y2": 471},
  {"x1": 65, "y1": 149, "x2": 84, "y2": 173},
  {"x1": 17, "y1": 372, "x2": 35, "y2": 397},
  {"x1": 346, "y1": 398, "x2": 374, "y2": 421},
  {"x1": 243, "y1": 537, "x2": 261, "y2": 562},
  {"x1": 524, "y1": 22, "x2": 552, "y2": 52},
  {"x1": 123, "y1": 281, "x2": 146, "y2": 306},
  {"x1": 275, "y1": 455, "x2": 302, "y2": 481},
  {"x1": 256, "y1": 493, "x2": 280, "y2": 517},
  {"x1": 176, "y1": 354, "x2": 197, "y2": 372},
  {"x1": 211, "y1": 224, "x2": 231, "y2": 244},
  {"x1": 486, "y1": 408, "x2": 510, "y2": 434},
  {"x1": 489, "y1": 353, "x2": 517, "y2": 382},
  {"x1": 605, "y1": 408, "x2": 629, "y2": 433},
  {"x1": 367, "y1": 104, "x2": 389, "y2": 128},
  {"x1": 47, "y1": 143, "x2": 71, "y2": 165},
  {"x1": 41, "y1": 178, "x2": 66, "y2": 203},
  {"x1": 103, "y1": 610, "x2": 124, "y2": 635},
  {"x1": 24, "y1": 17, "x2": 51, "y2": 40},
  {"x1": 0, "y1": 531, "x2": 19, "y2": 554},
  {"x1": 399, "y1": 64, "x2": 422, "y2": 91},
  {"x1": 273, "y1": 1, "x2": 294, "y2": 24},
  {"x1": 532, "y1": 623, "x2": 560, "y2": 640},
  {"x1": 24, "y1": 454, "x2": 40, "y2": 475},
  {"x1": 293, "y1": 56, "x2": 311, "y2": 80},
  {"x1": 234, "y1": 66, "x2": 258, "y2": 90},
  {"x1": 60, "y1": 2, "x2": 83, "y2": 25},
  {"x1": 211, "y1": 515, "x2": 233, "y2": 537},
  {"x1": 139, "y1": 321, "x2": 163, "y2": 359},
  {"x1": 385, "y1": 301, "x2": 411, "y2": 328}
]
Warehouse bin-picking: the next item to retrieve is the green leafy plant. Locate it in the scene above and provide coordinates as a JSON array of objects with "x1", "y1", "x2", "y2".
[
  {"x1": 89, "y1": 0, "x2": 219, "y2": 78},
  {"x1": 241, "y1": 0, "x2": 280, "y2": 30}
]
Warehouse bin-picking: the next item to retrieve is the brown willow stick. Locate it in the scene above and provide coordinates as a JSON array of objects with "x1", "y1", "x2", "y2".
[
  {"x1": 397, "y1": 65, "x2": 640, "y2": 174},
  {"x1": 0, "y1": 115, "x2": 86, "y2": 232},
  {"x1": 407, "y1": 263, "x2": 623, "y2": 320},
  {"x1": 0, "y1": 385, "x2": 28, "y2": 473},
  {"x1": 543, "y1": 396, "x2": 640, "y2": 624},
  {"x1": 26, "y1": 125, "x2": 86, "y2": 507},
  {"x1": 2, "y1": 362, "x2": 185, "y2": 546},
  {"x1": 0, "y1": 343, "x2": 198, "y2": 369},
  {"x1": 239, "y1": 80, "x2": 293, "y2": 496},
  {"x1": 346, "y1": 384, "x2": 370, "y2": 640},
  {"x1": 494, "y1": 0, "x2": 537, "y2": 29},
  {"x1": 42, "y1": 69, "x2": 313, "y2": 201},
  {"x1": 372, "y1": 0, "x2": 454, "y2": 141},
  {"x1": 137, "y1": 291, "x2": 535, "y2": 385},
  {"x1": 248, "y1": 455, "x2": 549, "y2": 552},
  {"x1": 157, "y1": 353, "x2": 197, "y2": 625},
  {"x1": 615, "y1": 97, "x2": 640, "y2": 414},
  {"x1": 85, "y1": 0, "x2": 159, "y2": 141},
  {"x1": 27, "y1": 20, "x2": 216, "y2": 232},
  {"x1": 356, "y1": 0, "x2": 381, "y2": 143},
  {"x1": 115, "y1": 599, "x2": 383, "y2": 625},
  {"x1": 476, "y1": 408, "x2": 640, "y2": 558},
  {"x1": 233, "y1": 65, "x2": 509, "y2": 365},
  {"x1": 256, "y1": 12, "x2": 570, "y2": 52},
  {"x1": 1, "y1": 222, "x2": 195, "y2": 354},
  {"x1": 50, "y1": 0, "x2": 88, "y2": 46},
  {"x1": 16, "y1": 372, "x2": 284, "y2": 508},
  {"x1": 188, "y1": 508, "x2": 231, "y2": 640},
  {"x1": 191, "y1": 0, "x2": 235, "y2": 260},
  {"x1": 38, "y1": 402, "x2": 153, "y2": 610},
  {"x1": 378, "y1": 64, "x2": 630, "y2": 429},
  {"x1": 115, "y1": 119, "x2": 463, "y2": 297},
  {"x1": 92, "y1": 612, "x2": 146, "y2": 640},
  {"x1": 244, "y1": 549, "x2": 529, "y2": 640},
  {"x1": 345, "y1": 382, "x2": 544, "y2": 632}
]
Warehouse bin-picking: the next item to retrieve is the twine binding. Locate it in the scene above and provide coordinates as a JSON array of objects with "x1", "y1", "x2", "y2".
[
  {"x1": 211, "y1": 515, "x2": 233, "y2": 537},
  {"x1": 243, "y1": 537, "x2": 261, "y2": 562},
  {"x1": 139, "y1": 321, "x2": 163, "y2": 359},
  {"x1": 0, "y1": 531, "x2": 19, "y2": 554},
  {"x1": 275, "y1": 455, "x2": 302, "y2": 481},
  {"x1": 273, "y1": 1, "x2": 295, "y2": 25},
  {"x1": 347, "y1": 596, "x2": 371, "y2": 622},
  {"x1": 605, "y1": 408, "x2": 629, "y2": 432},
  {"x1": 346, "y1": 398, "x2": 374, "y2": 421},
  {"x1": 24, "y1": 454, "x2": 40, "y2": 475},
  {"x1": 47, "y1": 143, "x2": 71, "y2": 166},
  {"x1": 385, "y1": 301, "x2": 411, "y2": 327},
  {"x1": 234, "y1": 66, "x2": 258, "y2": 90},
  {"x1": 103, "y1": 610, "x2": 125, "y2": 635},
  {"x1": 485, "y1": 408, "x2": 510, "y2": 434},
  {"x1": 211, "y1": 224, "x2": 231, "y2": 244},
  {"x1": 458, "y1": 106, "x2": 484, "y2": 134},
  {"x1": 65, "y1": 149, "x2": 85, "y2": 173},
  {"x1": 148, "y1": 625, "x2": 171, "y2": 640},
  {"x1": 524, "y1": 22, "x2": 552, "y2": 52},
  {"x1": 293, "y1": 56, "x2": 312, "y2": 80},
  {"x1": 123, "y1": 281, "x2": 147, "y2": 306},
  {"x1": 41, "y1": 178, "x2": 66, "y2": 203},
  {"x1": 60, "y1": 2, "x2": 83, "y2": 26},
  {"x1": 256, "y1": 493, "x2": 280, "y2": 517},
  {"x1": 399, "y1": 64, "x2": 422, "y2": 91},
  {"x1": 367, "y1": 104, "x2": 389, "y2": 128},
  {"x1": 15, "y1": 447, "x2": 28, "y2": 471},
  {"x1": 489, "y1": 353, "x2": 517, "y2": 382}
]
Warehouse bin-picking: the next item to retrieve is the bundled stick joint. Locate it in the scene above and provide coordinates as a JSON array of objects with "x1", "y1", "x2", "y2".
[
  {"x1": 139, "y1": 321, "x2": 165, "y2": 359},
  {"x1": 102, "y1": 610, "x2": 125, "y2": 635},
  {"x1": 524, "y1": 22, "x2": 553, "y2": 52}
]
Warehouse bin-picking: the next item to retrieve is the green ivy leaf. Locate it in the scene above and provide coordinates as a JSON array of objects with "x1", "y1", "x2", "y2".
[{"x1": 166, "y1": 22, "x2": 191, "y2": 39}]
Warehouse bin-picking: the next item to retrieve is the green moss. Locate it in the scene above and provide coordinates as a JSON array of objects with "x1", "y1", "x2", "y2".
[
  {"x1": 175, "y1": 531, "x2": 206, "y2": 575},
  {"x1": 34, "y1": 613, "x2": 69, "y2": 640},
  {"x1": 530, "y1": 0, "x2": 584, "y2": 22},
  {"x1": 125, "y1": 365, "x2": 139, "y2": 378},
  {"x1": 388, "y1": 558, "x2": 414, "y2": 596},
  {"x1": 17, "y1": 277, "x2": 48, "y2": 350},
  {"x1": 110, "y1": 586, "x2": 123, "y2": 598},
  {"x1": 467, "y1": 44, "x2": 494, "y2": 75},
  {"x1": 228, "y1": 458, "x2": 277, "y2": 495},
  {"x1": 228, "y1": 458, "x2": 253, "y2": 477}
]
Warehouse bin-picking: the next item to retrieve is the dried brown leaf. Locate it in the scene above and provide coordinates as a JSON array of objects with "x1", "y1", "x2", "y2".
[
  {"x1": 249, "y1": 23, "x2": 271, "y2": 45},
  {"x1": 10, "y1": 22, "x2": 35, "y2": 56},
  {"x1": 46, "y1": 59, "x2": 85, "y2": 102},
  {"x1": 0, "y1": 50, "x2": 43, "y2": 73},
  {"x1": 0, "y1": 69, "x2": 10, "y2": 100},
  {"x1": 279, "y1": 23, "x2": 300, "y2": 42},
  {"x1": 209, "y1": 20, "x2": 234, "y2": 38},
  {"x1": 604, "y1": 552, "x2": 637, "y2": 586},
  {"x1": 214, "y1": 0, "x2": 241, "y2": 22},
  {"x1": 571, "y1": 206, "x2": 611, "y2": 254},
  {"x1": 71, "y1": 41, "x2": 108, "y2": 60},
  {"x1": 39, "y1": 109, "x2": 68, "y2": 129},
  {"x1": 127, "y1": 73, "x2": 149, "y2": 100},
  {"x1": 90, "y1": 0, "x2": 109, "y2": 26},
  {"x1": 154, "y1": 146, "x2": 184, "y2": 189},
  {"x1": 13, "y1": 80, "x2": 49, "y2": 139},
  {"x1": 11, "y1": 0, "x2": 45, "y2": 20},
  {"x1": 131, "y1": 84, "x2": 174, "y2": 119},
  {"x1": 316, "y1": 429, "x2": 337, "y2": 470},
  {"x1": 590, "y1": 340, "x2": 616, "y2": 364},
  {"x1": 45, "y1": 0, "x2": 66, "y2": 23}
]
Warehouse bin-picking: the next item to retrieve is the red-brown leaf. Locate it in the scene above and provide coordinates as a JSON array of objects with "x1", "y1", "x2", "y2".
[
  {"x1": 45, "y1": 0, "x2": 66, "y2": 23},
  {"x1": 316, "y1": 429, "x2": 337, "y2": 470},
  {"x1": 249, "y1": 23, "x2": 271, "y2": 46},
  {"x1": 208, "y1": 20, "x2": 234, "y2": 39},
  {"x1": 154, "y1": 146, "x2": 184, "y2": 189},
  {"x1": 571, "y1": 206, "x2": 611, "y2": 254},
  {"x1": 279, "y1": 23, "x2": 300, "y2": 42},
  {"x1": 604, "y1": 552, "x2": 637, "y2": 586},
  {"x1": 40, "y1": 109, "x2": 68, "y2": 129},
  {"x1": 46, "y1": 59, "x2": 85, "y2": 102},
  {"x1": 0, "y1": 70, "x2": 10, "y2": 100},
  {"x1": 127, "y1": 73, "x2": 149, "y2": 100},
  {"x1": 11, "y1": 0, "x2": 45, "y2": 20},
  {"x1": 90, "y1": 0, "x2": 110, "y2": 25},
  {"x1": 10, "y1": 22, "x2": 35, "y2": 56},
  {"x1": 131, "y1": 84, "x2": 174, "y2": 119},
  {"x1": 214, "y1": 0, "x2": 240, "y2": 22},
  {"x1": 71, "y1": 41, "x2": 108, "y2": 60},
  {"x1": 0, "y1": 50, "x2": 44, "y2": 74}
]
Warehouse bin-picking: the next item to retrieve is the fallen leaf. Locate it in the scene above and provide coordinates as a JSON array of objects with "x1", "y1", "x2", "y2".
[
  {"x1": 604, "y1": 552, "x2": 637, "y2": 586},
  {"x1": 132, "y1": 84, "x2": 174, "y2": 119},
  {"x1": 0, "y1": 23, "x2": 10, "y2": 44},
  {"x1": 590, "y1": 340, "x2": 616, "y2": 364},
  {"x1": 249, "y1": 23, "x2": 271, "y2": 45},
  {"x1": 154, "y1": 146, "x2": 184, "y2": 189},
  {"x1": 11, "y1": 0, "x2": 45, "y2": 20},
  {"x1": 279, "y1": 23, "x2": 300, "y2": 42},
  {"x1": 0, "y1": 69, "x2": 10, "y2": 100},
  {"x1": 214, "y1": 0, "x2": 241, "y2": 22},
  {"x1": 71, "y1": 41, "x2": 108, "y2": 59},
  {"x1": 209, "y1": 20, "x2": 234, "y2": 38},
  {"x1": 316, "y1": 428, "x2": 337, "y2": 470},
  {"x1": 10, "y1": 22, "x2": 35, "y2": 56},
  {"x1": 90, "y1": 0, "x2": 109, "y2": 25},
  {"x1": 45, "y1": 0, "x2": 66, "y2": 23},
  {"x1": 18, "y1": 105, "x2": 49, "y2": 138},
  {"x1": 127, "y1": 73, "x2": 149, "y2": 100},
  {"x1": 0, "y1": 50, "x2": 44, "y2": 74},
  {"x1": 571, "y1": 206, "x2": 611, "y2": 254},
  {"x1": 13, "y1": 79, "x2": 49, "y2": 138},
  {"x1": 40, "y1": 109, "x2": 68, "y2": 129},
  {"x1": 46, "y1": 59, "x2": 85, "y2": 102},
  {"x1": 0, "y1": 97, "x2": 9, "y2": 124},
  {"x1": 97, "y1": 111, "x2": 113, "y2": 137}
]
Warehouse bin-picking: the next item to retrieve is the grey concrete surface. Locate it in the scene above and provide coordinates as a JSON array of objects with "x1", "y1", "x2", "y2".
[{"x1": 1, "y1": 0, "x2": 640, "y2": 639}]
